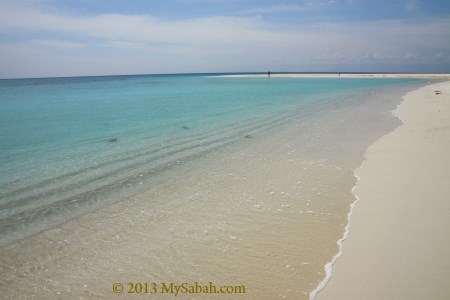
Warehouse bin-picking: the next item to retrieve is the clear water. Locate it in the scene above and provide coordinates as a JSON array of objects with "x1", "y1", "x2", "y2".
[
  {"x1": 0, "y1": 74, "x2": 423, "y2": 244},
  {"x1": 1, "y1": 74, "x2": 432, "y2": 299}
]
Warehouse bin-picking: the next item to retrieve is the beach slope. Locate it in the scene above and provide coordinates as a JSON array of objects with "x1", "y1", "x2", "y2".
[{"x1": 316, "y1": 81, "x2": 450, "y2": 300}]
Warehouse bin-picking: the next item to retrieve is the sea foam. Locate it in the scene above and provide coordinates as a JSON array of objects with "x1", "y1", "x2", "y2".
[{"x1": 309, "y1": 162, "x2": 364, "y2": 300}]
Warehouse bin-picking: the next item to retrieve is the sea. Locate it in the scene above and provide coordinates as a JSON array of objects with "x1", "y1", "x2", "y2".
[{"x1": 0, "y1": 73, "x2": 429, "y2": 299}]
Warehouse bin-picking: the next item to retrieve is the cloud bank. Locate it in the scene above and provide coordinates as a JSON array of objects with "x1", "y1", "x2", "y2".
[{"x1": 0, "y1": 1, "x2": 449, "y2": 78}]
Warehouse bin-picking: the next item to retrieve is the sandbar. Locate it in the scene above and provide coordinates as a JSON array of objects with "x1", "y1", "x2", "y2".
[{"x1": 220, "y1": 73, "x2": 450, "y2": 79}]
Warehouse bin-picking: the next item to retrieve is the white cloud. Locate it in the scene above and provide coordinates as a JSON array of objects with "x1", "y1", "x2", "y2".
[
  {"x1": 0, "y1": 1, "x2": 449, "y2": 77},
  {"x1": 434, "y1": 51, "x2": 450, "y2": 62},
  {"x1": 237, "y1": 4, "x2": 310, "y2": 15},
  {"x1": 236, "y1": 0, "x2": 343, "y2": 15},
  {"x1": 0, "y1": 4, "x2": 287, "y2": 46},
  {"x1": 404, "y1": 0, "x2": 421, "y2": 11},
  {"x1": 31, "y1": 39, "x2": 86, "y2": 48}
]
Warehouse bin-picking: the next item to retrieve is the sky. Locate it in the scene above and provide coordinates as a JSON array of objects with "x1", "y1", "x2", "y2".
[{"x1": 0, "y1": 0, "x2": 449, "y2": 78}]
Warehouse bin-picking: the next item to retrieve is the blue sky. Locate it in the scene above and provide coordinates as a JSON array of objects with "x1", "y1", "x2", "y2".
[{"x1": 0, "y1": 0, "x2": 449, "y2": 78}]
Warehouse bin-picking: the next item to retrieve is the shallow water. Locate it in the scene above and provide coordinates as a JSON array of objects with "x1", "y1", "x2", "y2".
[{"x1": 0, "y1": 75, "x2": 427, "y2": 299}]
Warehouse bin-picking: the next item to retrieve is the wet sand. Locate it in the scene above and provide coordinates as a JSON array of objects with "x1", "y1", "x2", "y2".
[
  {"x1": 0, "y1": 82, "x2": 430, "y2": 300},
  {"x1": 316, "y1": 81, "x2": 450, "y2": 299},
  {"x1": 0, "y1": 111, "x2": 357, "y2": 299}
]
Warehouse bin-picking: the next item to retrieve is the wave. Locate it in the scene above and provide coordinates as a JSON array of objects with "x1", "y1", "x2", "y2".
[{"x1": 309, "y1": 162, "x2": 364, "y2": 300}]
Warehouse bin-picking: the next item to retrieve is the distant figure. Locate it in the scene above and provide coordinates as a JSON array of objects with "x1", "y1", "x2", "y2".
[{"x1": 268, "y1": 70, "x2": 271, "y2": 77}]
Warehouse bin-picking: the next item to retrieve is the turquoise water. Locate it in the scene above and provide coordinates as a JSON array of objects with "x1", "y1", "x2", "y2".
[{"x1": 0, "y1": 74, "x2": 422, "y2": 243}]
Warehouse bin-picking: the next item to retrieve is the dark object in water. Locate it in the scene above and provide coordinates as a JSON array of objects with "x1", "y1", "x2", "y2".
[
  {"x1": 107, "y1": 138, "x2": 118, "y2": 143},
  {"x1": 182, "y1": 126, "x2": 190, "y2": 130},
  {"x1": 434, "y1": 91, "x2": 442, "y2": 95},
  {"x1": 245, "y1": 134, "x2": 252, "y2": 138}
]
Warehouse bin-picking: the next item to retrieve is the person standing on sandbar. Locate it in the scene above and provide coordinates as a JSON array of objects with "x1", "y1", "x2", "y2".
[{"x1": 268, "y1": 70, "x2": 271, "y2": 77}]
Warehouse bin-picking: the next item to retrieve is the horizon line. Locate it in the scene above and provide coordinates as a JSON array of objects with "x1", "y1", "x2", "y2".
[{"x1": 2, "y1": 71, "x2": 450, "y2": 81}]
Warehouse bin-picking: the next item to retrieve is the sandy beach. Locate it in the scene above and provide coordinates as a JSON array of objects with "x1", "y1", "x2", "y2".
[
  {"x1": 221, "y1": 73, "x2": 450, "y2": 79},
  {"x1": 316, "y1": 81, "x2": 450, "y2": 299}
]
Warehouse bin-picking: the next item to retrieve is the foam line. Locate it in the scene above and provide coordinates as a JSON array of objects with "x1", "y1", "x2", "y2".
[
  {"x1": 309, "y1": 162, "x2": 364, "y2": 300},
  {"x1": 309, "y1": 93, "x2": 409, "y2": 299}
]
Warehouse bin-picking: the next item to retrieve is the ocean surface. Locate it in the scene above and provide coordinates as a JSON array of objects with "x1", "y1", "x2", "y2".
[{"x1": 0, "y1": 74, "x2": 427, "y2": 299}]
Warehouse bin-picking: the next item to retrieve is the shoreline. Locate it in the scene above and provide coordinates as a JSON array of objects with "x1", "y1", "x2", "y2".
[
  {"x1": 309, "y1": 165, "x2": 364, "y2": 300},
  {"x1": 0, "y1": 80, "x2": 418, "y2": 299},
  {"x1": 315, "y1": 80, "x2": 450, "y2": 299},
  {"x1": 218, "y1": 73, "x2": 450, "y2": 79}
]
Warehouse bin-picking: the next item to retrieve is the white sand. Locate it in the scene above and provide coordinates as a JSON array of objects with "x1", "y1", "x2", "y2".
[
  {"x1": 220, "y1": 73, "x2": 450, "y2": 79},
  {"x1": 316, "y1": 81, "x2": 450, "y2": 299}
]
